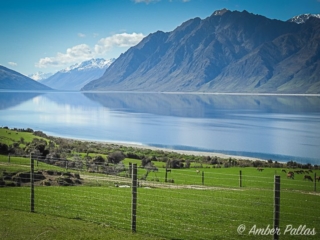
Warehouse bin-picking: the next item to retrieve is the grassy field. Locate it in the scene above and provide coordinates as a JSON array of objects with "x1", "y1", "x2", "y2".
[
  {"x1": 0, "y1": 128, "x2": 48, "y2": 148},
  {"x1": 0, "y1": 183, "x2": 319, "y2": 239},
  {"x1": 0, "y1": 208, "x2": 164, "y2": 240},
  {"x1": 1, "y1": 155, "x2": 320, "y2": 239}
]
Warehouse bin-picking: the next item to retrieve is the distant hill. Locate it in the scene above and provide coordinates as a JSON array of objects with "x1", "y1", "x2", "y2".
[
  {"x1": 40, "y1": 58, "x2": 114, "y2": 90},
  {"x1": 0, "y1": 65, "x2": 52, "y2": 90},
  {"x1": 82, "y1": 9, "x2": 320, "y2": 93}
]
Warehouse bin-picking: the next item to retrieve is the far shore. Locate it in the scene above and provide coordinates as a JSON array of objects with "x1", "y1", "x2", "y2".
[
  {"x1": 1, "y1": 89, "x2": 320, "y2": 97},
  {"x1": 56, "y1": 135, "x2": 267, "y2": 162}
]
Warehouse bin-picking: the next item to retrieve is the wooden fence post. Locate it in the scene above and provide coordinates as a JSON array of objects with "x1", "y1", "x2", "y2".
[
  {"x1": 239, "y1": 170, "x2": 242, "y2": 188},
  {"x1": 131, "y1": 163, "x2": 137, "y2": 232},
  {"x1": 165, "y1": 167, "x2": 168, "y2": 182},
  {"x1": 202, "y1": 171, "x2": 204, "y2": 185},
  {"x1": 30, "y1": 153, "x2": 35, "y2": 213},
  {"x1": 273, "y1": 175, "x2": 280, "y2": 240},
  {"x1": 314, "y1": 173, "x2": 317, "y2": 192},
  {"x1": 129, "y1": 162, "x2": 132, "y2": 178}
]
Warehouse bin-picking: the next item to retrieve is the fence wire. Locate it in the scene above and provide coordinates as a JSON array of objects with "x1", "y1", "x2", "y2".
[{"x1": 0, "y1": 154, "x2": 319, "y2": 240}]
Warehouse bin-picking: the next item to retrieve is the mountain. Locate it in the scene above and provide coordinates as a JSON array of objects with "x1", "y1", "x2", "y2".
[
  {"x1": 0, "y1": 65, "x2": 52, "y2": 90},
  {"x1": 40, "y1": 58, "x2": 114, "y2": 90},
  {"x1": 288, "y1": 13, "x2": 320, "y2": 24},
  {"x1": 82, "y1": 9, "x2": 320, "y2": 94},
  {"x1": 28, "y1": 71, "x2": 54, "y2": 81}
]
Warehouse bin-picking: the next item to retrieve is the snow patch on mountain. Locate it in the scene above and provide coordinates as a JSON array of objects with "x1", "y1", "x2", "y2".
[
  {"x1": 38, "y1": 58, "x2": 115, "y2": 91},
  {"x1": 287, "y1": 13, "x2": 320, "y2": 24},
  {"x1": 60, "y1": 58, "x2": 114, "y2": 73}
]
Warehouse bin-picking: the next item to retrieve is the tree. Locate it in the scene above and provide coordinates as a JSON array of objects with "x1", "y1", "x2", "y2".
[
  {"x1": 108, "y1": 151, "x2": 125, "y2": 164},
  {"x1": 0, "y1": 143, "x2": 9, "y2": 154},
  {"x1": 144, "y1": 162, "x2": 158, "y2": 172},
  {"x1": 91, "y1": 155, "x2": 105, "y2": 165},
  {"x1": 141, "y1": 158, "x2": 151, "y2": 167},
  {"x1": 166, "y1": 159, "x2": 182, "y2": 169},
  {"x1": 185, "y1": 160, "x2": 191, "y2": 168}
]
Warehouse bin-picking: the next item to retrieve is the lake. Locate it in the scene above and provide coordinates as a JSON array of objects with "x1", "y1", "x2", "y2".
[{"x1": 0, "y1": 91, "x2": 320, "y2": 164}]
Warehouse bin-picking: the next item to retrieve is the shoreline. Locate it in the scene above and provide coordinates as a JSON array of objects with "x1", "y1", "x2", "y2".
[
  {"x1": 1, "y1": 89, "x2": 320, "y2": 97},
  {"x1": 55, "y1": 135, "x2": 267, "y2": 162},
  {"x1": 51, "y1": 134, "x2": 317, "y2": 164}
]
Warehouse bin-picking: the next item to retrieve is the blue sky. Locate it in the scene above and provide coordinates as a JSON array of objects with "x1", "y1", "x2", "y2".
[{"x1": 1, "y1": 0, "x2": 320, "y2": 76}]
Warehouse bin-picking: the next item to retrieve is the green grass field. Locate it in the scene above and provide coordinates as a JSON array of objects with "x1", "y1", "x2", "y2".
[
  {"x1": 0, "y1": 208, "x2": 164, "y2": 240},
  {"x1": 1, "y1": 154, "x2": 320, "y2": 239},
  {"x1": 0, "y1": 128, "x2": 48, "y2": 148},
  {"x1": 0, "y1": 183, "x2": 319, "y2": 239}
]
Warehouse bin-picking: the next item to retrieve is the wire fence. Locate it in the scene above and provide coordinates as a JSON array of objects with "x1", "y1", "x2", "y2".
[{"x1": 0, "y1": 154, "x2": 319, "y2": 239}]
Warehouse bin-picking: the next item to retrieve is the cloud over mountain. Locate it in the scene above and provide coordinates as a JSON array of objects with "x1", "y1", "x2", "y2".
[
  {"x1": 36, "y1": 32, "x2": 145, "y2": 69},
  {"x1": 94, "y1": 33, "x2": 145, "y2": 54}
]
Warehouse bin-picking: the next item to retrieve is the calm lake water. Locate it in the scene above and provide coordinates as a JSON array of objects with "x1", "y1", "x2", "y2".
[{"x1": 0, "y1": 91, "x2": 320, "y2": 164}]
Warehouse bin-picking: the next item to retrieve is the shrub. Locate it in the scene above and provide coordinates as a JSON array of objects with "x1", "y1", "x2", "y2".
[{"x1": 108, "y1": 151, "x2": 125, "y2": 164}]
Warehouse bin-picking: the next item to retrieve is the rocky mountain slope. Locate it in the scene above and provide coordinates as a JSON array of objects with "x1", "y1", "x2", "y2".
[{"x1": 82, "y1": 9, "x2": 320, "y2": 93}]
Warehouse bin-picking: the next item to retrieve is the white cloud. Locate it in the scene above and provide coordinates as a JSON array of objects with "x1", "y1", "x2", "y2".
[
  {"x1": 36, "y1": 33, "x2": 145, "y2": 69},
  {"x1": 78, "y1": 33, "x2": 86, "y2": 38},
  {"x1": 8, "y1": 61, "x2": 17, "y2": 66},
  {"x1": 94, "y1": 32, "x2": 145, "y2": 54},
  {"x1": 36, "y1": 44, "x2": 93, "y2": 68}
]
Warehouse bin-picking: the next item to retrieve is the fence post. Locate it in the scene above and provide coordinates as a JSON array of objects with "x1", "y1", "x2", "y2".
[
  {"x1": 314, "y1": 173, "x2": 317, "y2": 192},
  {"x1": 129, "y1": 162, "x2": 132, "y2": 178},
  {"x1": 30, "y1": 153, "x2": 35, "y2": 213},
  {"x1": 131, "y1": 163, "x2": 137, "y2": 233},
  {"x1": 165, "y1": 167, "x2": 168, "y2": 182},
  {"x1": 239, "y1": 170, "x2": 242, "y2": 187},
  {"x1": 273, "y1": 175, "x2": 280, "y2": 240},
  {"x1": 202, "y1": 171, "x2": 204, "y2": 185}
]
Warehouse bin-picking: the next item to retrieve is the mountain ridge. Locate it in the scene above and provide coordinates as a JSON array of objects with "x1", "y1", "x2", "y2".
[
  {"x1": 288, "y1": 13, "x2": 320, "y2": 24},
  {"x1": 0, "y1": 65, "x2": 52, "y2": 90},
  {"x1": 40, "y1": 58, "x2": 114, "y2": 90},
  {"x1": 82, "y1": 9, "x2": 320, "y2": 93}
]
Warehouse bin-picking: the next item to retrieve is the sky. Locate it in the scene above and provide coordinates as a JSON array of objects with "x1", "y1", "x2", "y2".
[{"x1": 1, "y1": 0, "x2": 320, "y2": 76}]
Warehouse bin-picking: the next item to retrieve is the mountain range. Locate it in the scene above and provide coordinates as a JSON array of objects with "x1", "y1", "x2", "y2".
[
  {"x1": 82, "y1": 9, "x2": 320, "y2": 93},
  {"x1": 0, "y1": 65, "x2": 51, "y2": 90},
  {"x1": 39, "y1": 58, "x2": 114, "y2": 90}
]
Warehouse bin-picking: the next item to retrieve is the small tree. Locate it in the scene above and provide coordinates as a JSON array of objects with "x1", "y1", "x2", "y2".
[
  {"x1": 185, "y1": 160, "x2": 191, "y2": 168},
  {"x1": 141, "y1": 158, "x2": 151, "y2": 167},
  {"x1": 91, "y1": 155, "x2": 105, "y2": 165},
  {"x1": 108, "y1": 151, "x2": 125, "y2": 164},
  {"x1": 0, "y1": 143, "x2": 9, "y2": 154}
]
